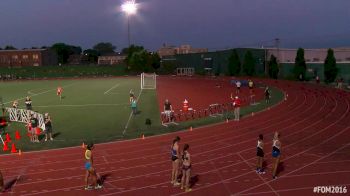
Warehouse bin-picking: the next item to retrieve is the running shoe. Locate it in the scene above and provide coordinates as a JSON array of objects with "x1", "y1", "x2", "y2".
[
  {"x1": 95, "y1": 184, "x2": 103, "y2": 189},
  {"x1": 173, "y1": 182, "x2": 181, "y2": 186},
  {"x1": 185, "y1": 188, "x2": 192, "y2": 192},
  {"x1": 84, "y1": 186, "x2": 93, "y2": 190}
]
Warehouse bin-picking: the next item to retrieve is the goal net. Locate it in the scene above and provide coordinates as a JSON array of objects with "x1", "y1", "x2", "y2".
[{"x1": 141, "y1": 73, "x2": 156, "y2": 89}]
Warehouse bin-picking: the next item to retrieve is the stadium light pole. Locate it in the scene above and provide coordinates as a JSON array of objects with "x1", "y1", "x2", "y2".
[{"x1": 121, "y1": 1, "x2": 137, "y2": 47}]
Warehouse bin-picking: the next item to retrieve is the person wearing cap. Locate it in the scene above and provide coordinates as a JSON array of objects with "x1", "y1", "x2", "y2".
[
  {"x1": 44, "y1": 113, "x2": 53, "y2": 141},
  {"x1": 231, "y1": 95, "x2": 241, "y2": 121}
]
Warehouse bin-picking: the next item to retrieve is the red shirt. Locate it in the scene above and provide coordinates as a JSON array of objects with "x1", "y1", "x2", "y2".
[{"x1": 233, "y1": 98, "x2": 241, "y2": 108}]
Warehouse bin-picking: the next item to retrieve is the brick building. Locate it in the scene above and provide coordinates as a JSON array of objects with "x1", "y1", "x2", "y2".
[{"x1": 0, "y1": 49, "x2": 57, "y2": 67}]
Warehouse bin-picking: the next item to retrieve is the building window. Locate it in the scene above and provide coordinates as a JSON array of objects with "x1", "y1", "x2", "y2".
[
  {"x1": 346, "y1": 57, "x2": 350, "y2": 61},
  {"x1": 23, "y1": 55, "x2": 29, "y2": 59},
  {"x1": 313, "y1": 58, "x2": 319, "y2": 62},
  {"x1": 33, "y1": 54, "x2": 39, "y2": 60},
  {"x1": 12, "y1": 55, "x2": 18, "y2": 60}
]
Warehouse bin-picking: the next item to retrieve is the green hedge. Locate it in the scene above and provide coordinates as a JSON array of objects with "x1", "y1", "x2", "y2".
[{"x1": 0, "y1": 64, "x2": 128, "y2": 78}]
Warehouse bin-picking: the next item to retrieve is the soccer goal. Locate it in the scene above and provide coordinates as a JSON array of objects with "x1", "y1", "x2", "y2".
[{"x1": 141, "y1": 72, "x2": 157, "y2": 89}]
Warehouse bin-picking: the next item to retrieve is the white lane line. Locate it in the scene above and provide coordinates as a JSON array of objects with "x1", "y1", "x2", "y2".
[
  {"x1": 33, "y1": 103, "x2": 128, "y2": 108},
  {"x1": 4, "y1": 83, "x2": 77, "y2": 105},
  {"x1": 122, "y1": 89, "x2": 143, "y2": 135},
  {"x1": 104, "y1": 83, "x2": 120, "y2": 95}
]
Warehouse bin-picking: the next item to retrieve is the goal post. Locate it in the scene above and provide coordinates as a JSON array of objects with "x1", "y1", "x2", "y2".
[{"x1": 141, "y1": 72, "x2": 157, "y2": 89}]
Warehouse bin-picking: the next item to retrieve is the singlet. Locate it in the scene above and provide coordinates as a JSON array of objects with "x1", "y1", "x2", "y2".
[
  {"x1": 164, "y1": 102, "x2": 171, "y2": 111},
  {"x1": 171, "y1": 144, "x2": 177, "y2": 158},
  {"x1": 265, "y1": 89, "x2": 270, "y2": 96},
  {"x1": 131, "y1": 100, "x2": 137, "y2": 108},
  {"x1": 25, "y1": 99, "x2": 32, "y2": 106},
  {"x1": 257, "y1": 140, "x2": 263, "y2": 150},
  {"x1": 44, "y1": 117, "x2": 52, "y2": 127},
  {"x1": 31, "y1": 118, "x2": 38, "y2": 128},
  {"x1": 272, "y1": 139, "x2": 280, "y2": 151},
  {"x1": 249, "y1": 81, "x2": 253, "y2": 87},
  {"x1": 85, "y1": 149, "x2": 91, "y2": 161},
  {"x1": 182, "y1": 151, "x2": 189, "y2": 161}
]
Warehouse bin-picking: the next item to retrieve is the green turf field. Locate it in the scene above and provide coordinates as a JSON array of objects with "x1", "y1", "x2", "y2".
[
  {"x1": 0, "y1": 78, "x2": 284, "y2": 153},
  {"x1": 0, "y1": 77, "x2": 162, "y2": 152}
]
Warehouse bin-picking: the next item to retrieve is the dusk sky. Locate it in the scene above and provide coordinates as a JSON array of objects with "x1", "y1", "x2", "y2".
[{"x1": 0, "y1": 0, "x2": 350, "y2": 51}]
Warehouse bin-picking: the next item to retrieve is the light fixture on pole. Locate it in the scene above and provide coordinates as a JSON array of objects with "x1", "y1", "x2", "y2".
[{"x1": 121, "y1": 0, "x2": 137, "y2": 47}]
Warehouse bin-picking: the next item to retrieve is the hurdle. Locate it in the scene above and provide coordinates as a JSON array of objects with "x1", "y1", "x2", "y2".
[
  {"x1": 208, "y1": 103, "x2": 224, "y2": 117},
  {"x1": 161, "y1": 111, "x2": 179, "y2": 127}
]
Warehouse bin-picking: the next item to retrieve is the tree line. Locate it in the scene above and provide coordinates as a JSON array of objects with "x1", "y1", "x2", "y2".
[
  {"x1": 0, "y1": 43, "x2": 161, "y2": 73},
  {"x1": 227, "y1": 48, "x2": 339, "y2": 83}
]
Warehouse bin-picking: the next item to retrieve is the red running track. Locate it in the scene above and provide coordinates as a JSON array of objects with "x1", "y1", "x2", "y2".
[{"x1": 0, "y1": 78, "x2": 349, "y2": 196}]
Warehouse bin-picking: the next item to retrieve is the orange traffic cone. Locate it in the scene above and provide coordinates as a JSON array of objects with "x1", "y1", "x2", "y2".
[
  {"x1": 3, "y1": 142, "x2": 9, "y2": 151},
  {"x1": 15, "y1": 130, "x2": 21, "y2": 140},
  {"x1": 11, "y1": 143, "x2": 17, "y2": 153},
  {"x1": 190, "y1": 126, "x2": 193, "y2": 131},
  {"x1": 82, "y1": 142, "x2": 86, "y2": 149},
  {"x1": 5, "y1": 133, "x2": 11, "y2": 143}
]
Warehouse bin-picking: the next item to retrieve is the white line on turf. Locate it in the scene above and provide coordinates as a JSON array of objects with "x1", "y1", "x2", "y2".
[
  {"x1": 33, "y1": 103, "x2": 128, "y2": 108},
  {"x1": 4, "y1": 82, "x2": 78, "y2": 105},
  {"x1": 104, "y1": 83, "x2": 120, "y2": 95},
  {"x1": 122, "y1": 89, "x2": 143, "y2": 135}
]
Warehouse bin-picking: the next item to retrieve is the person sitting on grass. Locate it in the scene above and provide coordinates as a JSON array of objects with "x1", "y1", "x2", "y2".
[{"x1": 84, "y1": 143, "x2": 103, "y2": 190}]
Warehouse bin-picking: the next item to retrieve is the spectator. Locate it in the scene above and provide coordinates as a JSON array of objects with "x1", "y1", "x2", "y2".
[
  {"x1": 30, "y1": 114, "x2": 39, "y2": 143},
  {"x1": 264, "y1": 87, "x2": 270, "y2": 104},
  {"x1": 248, "y1": 80, "x2": 254, "y2": 94},
  {"x1": 12, "y1": 100, "x2": 18, "y2": 108},
  {"x1": 44, "y1": 113, "x2": 53, "y2": 141},
  {"x1": 235, "y1": 80, "x2": 241, "y2": 94},
  {"x1": 25, "y1": 96, "x2": 32, "y2": 110},
  {"x1": 316, "y1": 75, "x2": 320, "y2": 84},
  {"x1": 231, "y1": 95, "x2": 241, "y2": 121},
  {"x1": 164, "y1": 99, "x2": 174, "y2": 122}
]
